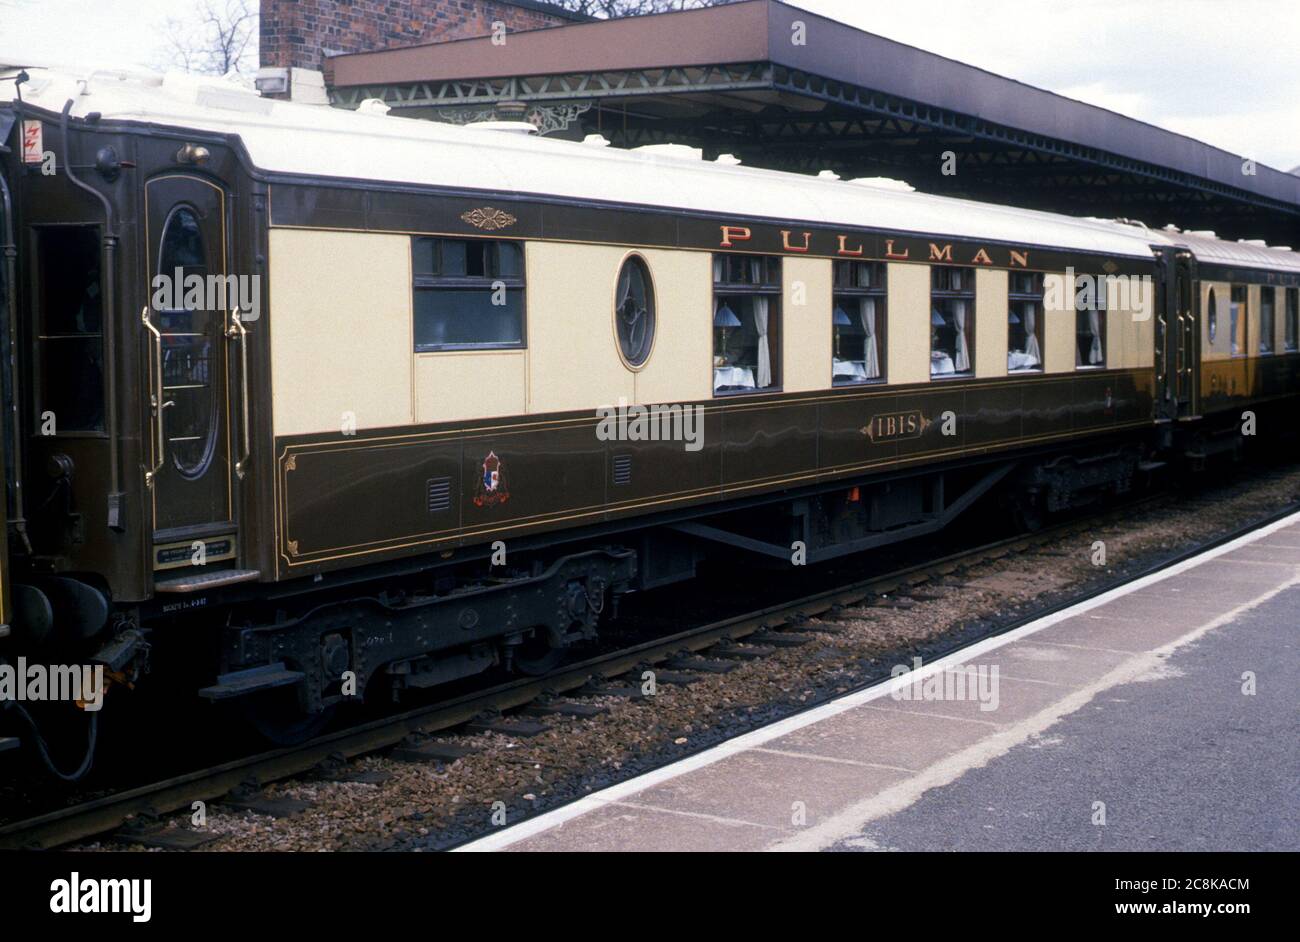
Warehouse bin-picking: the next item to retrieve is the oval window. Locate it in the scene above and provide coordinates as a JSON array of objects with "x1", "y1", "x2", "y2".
[
  {"x1": 1207, "y1": 288, "x2": 1218, "y2": 343},
  {"x1": 615, "y1": 255, "x2": 655, "y2": 368},
  {"x1": 157, "y1": 205, "x2": 219, "y2": 480}
]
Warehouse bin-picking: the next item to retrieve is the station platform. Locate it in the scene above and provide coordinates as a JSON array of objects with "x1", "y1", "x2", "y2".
[{"x1": 461, "y1": 512, "x2": 1300, "y2": 852}]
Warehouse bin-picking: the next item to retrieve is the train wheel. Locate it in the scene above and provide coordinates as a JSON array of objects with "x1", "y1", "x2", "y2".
[
  {"x1": 1011, "y1": 495, "x2": 1045, "y2": 532},
  {"x1": 243, "y1": 688, "x2": 337, "y2": 746},
  {"x1": 510, "y1": 629, "x2": 567, "y2": 676}
]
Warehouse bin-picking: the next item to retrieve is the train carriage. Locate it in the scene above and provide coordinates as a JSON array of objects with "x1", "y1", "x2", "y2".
[{"x1": 1, "y1": 64, "x2": 1297, "y2": 764}]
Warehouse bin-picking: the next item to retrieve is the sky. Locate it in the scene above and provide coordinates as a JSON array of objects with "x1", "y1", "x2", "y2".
[{"x1": 2, "y1": 0, "x2": 1298, "y2": 171}]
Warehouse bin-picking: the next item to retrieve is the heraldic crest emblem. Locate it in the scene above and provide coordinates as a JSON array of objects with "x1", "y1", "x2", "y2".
[{"x1": 473, "y1": 451, "x2": 510, "y2": 507}]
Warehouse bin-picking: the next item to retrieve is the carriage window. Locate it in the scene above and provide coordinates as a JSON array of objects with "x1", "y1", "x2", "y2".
[
  {"x1": 615, "y1": 255, "x2": 655, "y2": 368},
  {"x1": 1230, "y1": 285, "x2": 1247, "y2": 356},
  {"x1": 713, "y1": 254, "x2": 781, "y2": 394},
  {"x1": 156, "y1": 206, "x2": 220, "y2": 478},
  {"x1": 1259, "y1": 287, "x2": 1275, "y2": 354},
  {"x1": 930, "y1": 266, "x2": 973, "y2": 377},
  {"x1": 35, "y1": 226, "x2": 104, "y2": 432},
  {"x1": 1007, "y1": 272, "x2": 1044, "y2": 372},
  {"x1": 1207, "y1": 288, "x2": 1218, "y2": 345},
  {"x1": 412, "y1": 237, "x2": 525, "y2": 350},
  {"x1": 1286, "y1": 288, "x2": 1299, "y2": 352},
  {"x1": 832, "y1": 260, "x2": 885, "y2": 385},
  {"x1": 1076, "y1": 275, "x2": 1106, "y2": 368}
]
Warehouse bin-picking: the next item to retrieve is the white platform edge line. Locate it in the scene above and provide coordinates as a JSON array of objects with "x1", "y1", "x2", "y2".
[{"x1": 454, "y1": 509, "x2": 1300, "y2": 852}]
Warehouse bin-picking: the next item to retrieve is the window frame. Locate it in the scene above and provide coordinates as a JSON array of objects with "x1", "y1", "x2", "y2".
[
  {"x1": 712, "y1": 253, "x2": 783, "y2": 397},
  {"x1": 31, "y1": 223, "x2": 108, "y2": 438},
  {"x1": 1075, "y1": 274, "x2": 1108, "y2": 370},
  {"x1": 1229, "y1": 284, "x2": 1248, "y2": 358},
  {"x1": 1007, "y1": 271, "x2": 1045, "y2": 374},
  {"x1": 1285, "y1": 287, "x2": 1299, "y2": 353},
  {"x1": 929, "y1": 265, "x2": 976, "y2": 379},
  {"x1": 1207, "y1": 286, "x2": 1218, "y2": 345},
  {"x1": 1259, "y1": 286, "x2": 1276, "y2": 355},
  {"x1": 612, "y1": 251, "x2": 657, "y2": 371},
  {"x1": 155, "y1": 203, "x2": 221, "y2": 480},
  {"x1": 831, "y1": 260, "x2": 887, "y2": 386},
  {"x1": 411, "y1": 236, "x2": 527, "y2": 353}
]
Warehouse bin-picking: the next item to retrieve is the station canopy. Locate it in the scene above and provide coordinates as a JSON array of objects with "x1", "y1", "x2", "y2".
[{"x1": 326, "y1": 0, "x2": 1300, "y2": 246}]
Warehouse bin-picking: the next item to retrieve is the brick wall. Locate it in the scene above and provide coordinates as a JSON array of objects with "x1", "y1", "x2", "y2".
[{"x1": 260, "y1": 0, "x2": 582, "y2": 74}]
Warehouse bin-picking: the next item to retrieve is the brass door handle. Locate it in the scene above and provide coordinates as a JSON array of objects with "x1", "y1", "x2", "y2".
[
  {"x1": 227, "y1": 311, "x2": 250, "y2": 480},
  {"x1": 1155, "y1": 313, "x2": 1168, "y2": 387},
  {"x1": 142, "y1": 306, "x2": 166, "y2": 488}
]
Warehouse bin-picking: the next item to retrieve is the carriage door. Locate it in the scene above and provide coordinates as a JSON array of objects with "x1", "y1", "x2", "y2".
[
  {"x1": 1173, "y1": 251, "x2": 1199, "y2": 418},
  {"x1": 143, "y1": 175, "x2": 235, "y2": 567}
]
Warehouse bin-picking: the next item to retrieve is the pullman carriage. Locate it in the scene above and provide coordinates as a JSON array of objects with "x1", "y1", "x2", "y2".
[{"x1": 1, "y1": 64, "x2": 1297, "y2": 761}]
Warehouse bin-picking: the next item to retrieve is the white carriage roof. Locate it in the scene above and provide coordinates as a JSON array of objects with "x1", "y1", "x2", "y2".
[
  {"x1": 1146, "y1": 227, "x2": 1300, "y2": 275},
  {"x1": 4, "y1": 65, "x2": 1297, "y2": 272}
]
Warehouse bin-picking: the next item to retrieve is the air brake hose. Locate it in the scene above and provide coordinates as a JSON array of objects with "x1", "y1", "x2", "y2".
[{"x1": 9, "y1": 700, "x2": 98, "y2": 782}]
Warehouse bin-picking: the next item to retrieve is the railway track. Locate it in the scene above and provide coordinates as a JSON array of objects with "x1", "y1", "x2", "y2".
[{"x1": 2, "y1": 482, "x2": 1297, "y2": 851}]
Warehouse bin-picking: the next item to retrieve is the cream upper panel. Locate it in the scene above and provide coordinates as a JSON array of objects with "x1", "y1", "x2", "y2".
[
  {"x1": 1270, "y1": 286, "x2": 1287, "y2": 353},
  {"x1": 270, "y1": 233, "x2": 1165, "y2": 441},
  {"x1": 1247, "y1": 285, "x2": 1261, "y2": 355},
  {"x1": 627, "y1": 248, "x2": 713, "y2": 405},
  {"x1": 269, "y1": 228, "x2": 414, "y2": 437},
  {"x1": 415, "y1": 243, "x2": 711, "y2": 419},
  {"x1": 975, "y1": 269, "x2": 1009, "y2": 379},
  {"x1": 1105, "y1": 271, "x2": 1155, "y2": 370},
  {"x1": 1042, "y1": 273, "x2": 1077, "y2": 373},
  {"x1": 526, "y1": 242, "x2": 636, "y2": 413},
  {"x1": 782, "y1": 257, "x2": 833, "y2": 393},
  {"x1": 416, "y1": 351, "x2": 526, "y2": 424},
  {"x1": 886, "y1": 262, "x2": 931, "y2": 386}
]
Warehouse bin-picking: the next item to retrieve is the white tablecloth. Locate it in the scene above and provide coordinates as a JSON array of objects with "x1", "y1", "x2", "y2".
[
  {"x1": 930, "y1": 352, "x2": 955, "y2": 375},
  {"x1": 832, "y1": 358, "x2": 869, "y2": 381},
  {"x1": 713, "y1": 366, "x2": 756, "y2": 391},
  {"x1": 1007, "y1": 351, "x2": 1041, "y2": 371}
]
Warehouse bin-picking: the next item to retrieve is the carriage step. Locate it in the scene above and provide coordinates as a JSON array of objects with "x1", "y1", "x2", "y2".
[
  {"x1": 197, "y1": 662, "x2": 305, "y2": 700},
  {"x1": 155, "y1": 568, "x2": 261, "y2": 593}
]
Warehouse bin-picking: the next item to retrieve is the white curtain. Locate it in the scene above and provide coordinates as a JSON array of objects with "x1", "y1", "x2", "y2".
[
  {"x1": 953, "y1": 300, "x2": 970, "y2": 372},
  {"x1": 1088, "y1": 308, "x2": 1103, "y2": 364},
  {"x1": 750, "y1": 257, "x2": 761, "y2": 284},
  {"x1": 859, "y1": 297, "x2": 880, "y2": 378},
  {"x1": 713, "y1": 256, "x2": 723, "y2": 283},
  {"x1": 1024, "y1": 303, "x2": 1041, "y2": 362},
  {"x1": 753, "y1": 296, "x2": 771, "y2": 387}
]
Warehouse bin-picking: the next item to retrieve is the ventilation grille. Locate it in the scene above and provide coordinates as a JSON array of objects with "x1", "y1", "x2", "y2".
[
  {"x1": 612, "y1": 454, "x2": 632, "y2": 486},
  {"x1": 426, "y1": 476, "x2": 451, "y2": 513}
]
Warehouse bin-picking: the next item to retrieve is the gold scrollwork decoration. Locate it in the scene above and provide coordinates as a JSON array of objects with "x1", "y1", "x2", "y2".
[{"x1": 460, "y1": 207, "x2": 517, "y2": 231}]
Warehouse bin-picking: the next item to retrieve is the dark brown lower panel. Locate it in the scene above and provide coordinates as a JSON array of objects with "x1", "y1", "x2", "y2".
[{"x1": 274, "y1": 370, "x2": 1157, "y2": 577}]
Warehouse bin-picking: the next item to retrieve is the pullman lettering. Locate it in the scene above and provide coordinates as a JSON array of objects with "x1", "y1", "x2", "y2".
[
  {"x1": 861, "y1": 410, "x2": 931, "y2": 443},
  {"x1": 719, "y1": 225, "x2": 1031, "y2": 269}
]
